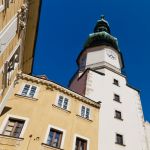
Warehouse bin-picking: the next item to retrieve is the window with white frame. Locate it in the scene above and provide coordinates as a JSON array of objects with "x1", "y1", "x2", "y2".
[
  {"x1": 44, "y1": 126, "x2": 65, "y2": 149},
  {"x1": 2, "y1": 118, "x2": 25, "y2": 138},
  {"x1": 75, "y1": 136, "x2": 88, "y2": 150},
  {"x1": 46, "y1": 128, "x2": 63, "y2": 148},
  {"x1": 0, "y1": 115, "x2": 29, "y2": 139},
  {"x1": 81, "y1": 106, "x2": 90, "y2": 119},
  {"x1": 21, "y1": 84, "x2": 37, "y2": 98},
  {"x1": 75, "y1": 137, "x2": 87, "y2": 150},
  {"x1": 57, "y1": 95, "x2": 69, "y2": 110}
]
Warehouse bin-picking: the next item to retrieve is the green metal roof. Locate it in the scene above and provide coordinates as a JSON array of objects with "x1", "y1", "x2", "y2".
[{"x1": 84, "y1": 31, "x2": 119, "y2": 50}]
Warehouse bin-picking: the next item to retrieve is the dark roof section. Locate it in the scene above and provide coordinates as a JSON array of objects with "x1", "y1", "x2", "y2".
[
  {"x1": 94, "y1": 15, "x2": 111, "y2": 34},
  {"x1": 83, "y1": 15, "x2": 119, "y2": 51},
  {"x1": 84, "y1": 31, "x2": 119, "y2": 51}
]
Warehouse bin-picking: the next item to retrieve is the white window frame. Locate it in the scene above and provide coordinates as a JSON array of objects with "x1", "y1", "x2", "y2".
[
  {"x1": 19, "y1": 83, "x2": 39, "y2": 99},
  {"x1": 0, "y1": 114, "x2": 29, "y2": 138},
  {"x1": 44, "y1": 124, "x2": 66, "y2": 149},
  {"x1": 72, "y1": 134, "x2": 90, "y2": 150},
  {"x1": 55, "y1": 93, "x2": 70, "y2": 110},
  {"x1": 79, "y1": 105, "x2": 91, "y2": 120}
]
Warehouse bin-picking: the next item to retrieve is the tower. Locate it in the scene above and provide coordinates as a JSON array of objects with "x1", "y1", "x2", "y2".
[{"x1": 69, "y1": 16, "x2": 148, "y2": 150}]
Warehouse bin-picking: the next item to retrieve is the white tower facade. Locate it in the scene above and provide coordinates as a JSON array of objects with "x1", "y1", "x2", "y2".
[{"x1": 69, "y1": 16, "x2": 148, "y2": 150}]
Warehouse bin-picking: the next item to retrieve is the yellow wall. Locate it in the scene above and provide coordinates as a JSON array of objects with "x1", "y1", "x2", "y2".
[
  {"x1": 0, "y1": 0, "x2": 24, "y2": 103},
  {"x1": 0, "y1": 76, "x2": 100, "y2": 150},
  {"x1": 0, "y1": 0, "x2": 24, "y2": 31},
  {"x1": 0, "y1": 0, "x2": 41, "y2": 103}
]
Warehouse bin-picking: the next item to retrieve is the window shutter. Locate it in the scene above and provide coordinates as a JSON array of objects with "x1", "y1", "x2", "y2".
[{"x1": 0, "y1": 16, "x2": 17, "y2": 54}]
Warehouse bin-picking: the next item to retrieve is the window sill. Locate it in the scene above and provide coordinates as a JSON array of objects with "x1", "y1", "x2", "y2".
[
  {"x1": 15, "y1": 94, "x2": 38, "y2": 101},
  {"x1": 113, "y1": 83, "x2": 120, "y2": 87},
  {"x1": 113, "y1": 99, "x2": 122, "y2": 103},
  {"x1": 41, "y1": 143, "x2": 64, "y2": 150},
  {"x1": 76, "y1": 114, "x2": 93, "y2": 122},
  {"x1": 0, "y1": 134, "x2": 24, "y2": 140},
  {"x1": 114, "y1": 116, "x2": 123, "y2": 121},
  {"x1": 115, "y1": 142, "x2": 126, "y2": 147},
  {"x1": 52, "y1": 104, "x2": 71, "y2": 114}
]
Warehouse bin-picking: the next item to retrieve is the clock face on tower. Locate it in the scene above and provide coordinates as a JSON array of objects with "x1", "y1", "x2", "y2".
[{"x1": 106, "y1": 49, "x2": 117, "y2": 60}]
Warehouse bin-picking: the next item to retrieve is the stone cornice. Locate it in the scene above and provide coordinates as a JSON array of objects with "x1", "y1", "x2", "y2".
[{"x1": 16, "y1": 72, "x2": 101, "y2": 109}]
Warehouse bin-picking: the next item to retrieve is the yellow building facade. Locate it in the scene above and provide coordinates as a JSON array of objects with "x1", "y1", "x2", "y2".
[
  {"x1": 0, "y1": 0, "x2": 41, "y2": 113},
  {"x1": 0, "y1": 73, "x2": 100, "y2": 150}
]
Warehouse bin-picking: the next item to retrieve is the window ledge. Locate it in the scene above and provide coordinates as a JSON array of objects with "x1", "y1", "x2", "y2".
[
  {"x1": 76, "y1": 114, "x2": 93, "y2": 122},
  {"x1": 115, "y1": 142, "x2": 126, "y2": 147},
  {"x1": 15, "y1": 94, "x2": 38, "y2": 101},
  {"x1": 52, "y1": 104, "x2": 71, "y2": 114},
  {"x1": 41, "y1": 143, "x2": 64, "y2": 150},
  {"x1": 114, "y1": 117, "x2": 123, "y2": 121},
  {"x1": 113, "y1": 99, "x2": 122, "y2": 103},
  {"x1": 113, "y1": 83, "x2": 120, "y2": 87},
  {"x1": 0, "y1": 134, "x2": 24, "y2": 140}
]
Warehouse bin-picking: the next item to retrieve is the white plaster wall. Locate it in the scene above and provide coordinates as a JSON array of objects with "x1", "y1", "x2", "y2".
[
  {"x1": 86, "y1": 48, "x2": 121, "y2": 69},
  {"x1": 81, "y1": 69, "x2": 147, "y2": 150},
  {"x1": 86, "y1": 50, "x2": 105, "y2": 66},
  {"x1": 145, "y1": 122, "x2": 150, "y2": 150}
]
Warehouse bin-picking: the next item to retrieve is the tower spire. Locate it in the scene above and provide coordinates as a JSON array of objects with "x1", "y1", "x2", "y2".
[
  {"x1": 94, "y1": 15, "x2": 110, "y2": 33},
  {"x1": 101, "y1": 14, "x2": 105, "y2": 19},
  {"x1": 84, "y1": 15, "x2": 119, "y2": 51}
]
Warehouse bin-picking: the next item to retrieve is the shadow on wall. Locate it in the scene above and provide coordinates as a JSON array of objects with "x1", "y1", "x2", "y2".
[{"x1": 0, "y1": 107, "x2": 12, "y2": 117}]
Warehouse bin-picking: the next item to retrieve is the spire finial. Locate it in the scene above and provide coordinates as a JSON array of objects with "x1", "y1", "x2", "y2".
[{"x1": 101, "y1": 15, "x2": 105, "y2": 20}]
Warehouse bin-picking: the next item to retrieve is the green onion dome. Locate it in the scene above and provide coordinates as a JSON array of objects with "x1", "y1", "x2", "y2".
[{"x1": 84, "y1": 15, "x2": 119, "y2": 51}]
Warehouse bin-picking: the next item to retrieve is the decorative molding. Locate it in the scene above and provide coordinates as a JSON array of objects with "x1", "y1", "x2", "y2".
[
  {"x1": 16, "y1": 73, "x2": 100, "y2": 109},
  {"x1": 17, "y1": 3, "x2": 28, "y2": 34}
]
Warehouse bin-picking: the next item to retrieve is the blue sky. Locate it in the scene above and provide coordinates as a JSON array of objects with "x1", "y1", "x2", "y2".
[{"x1": 33, "y1": 0, "x2": 150, "y2": 121}]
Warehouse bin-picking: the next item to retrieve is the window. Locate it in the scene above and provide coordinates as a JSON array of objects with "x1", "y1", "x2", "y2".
[
  {"x1": 116, "y1": 134, "x2": 124, "y2": 145},
  {"x1": 114, "y1": 94, "x2": 120, "y2": 102},
  {"x1": 115, "y1": 110, "x2": 122, "y2": 120},
  {"x1": 2, "y1": 118, "x2": 25, "y2": 138},
  {"x1": 81, "y1": 106, "x2": 90, "y2": 119},
  {"x1": 47, "y1": 128, "x2": 63, "y2": 148},
  {"x1": 21, "y1": 84, "x2": 37, "y2": 98},
  {"x1": 57, "y1": 95, "x2": 69, "y2": 110},
  {"x1": 113, "y1": 79, "x2": 119, "y2": 86},
  {"x1": 75, "y1": 137, "x2": 87, "y2": 150}
]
